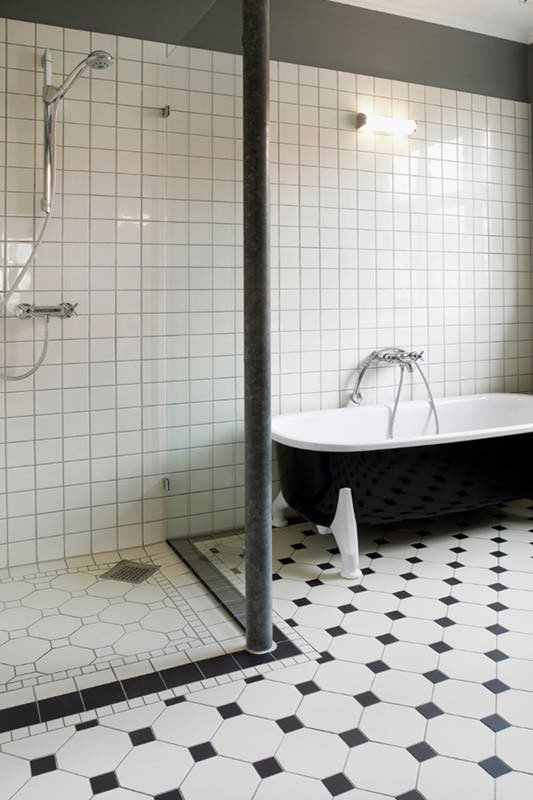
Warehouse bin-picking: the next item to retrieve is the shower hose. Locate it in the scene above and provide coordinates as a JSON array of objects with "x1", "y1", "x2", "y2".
[{"x1": 0, "y1": 107, "x2": 58, "y2": 381}]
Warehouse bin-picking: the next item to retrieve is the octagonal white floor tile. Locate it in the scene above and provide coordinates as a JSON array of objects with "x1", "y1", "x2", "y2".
[
  {"x1": 418, "y1": 756, "x2": 493, "y2": 800},
  {"x1": 307, "y1": 585, "x2": 354, "y2": 607},
  {"x1": 0, "y1": 581, "x2": 35, "y2": 601},
  {"x1": 29, "y1": 614, "x2": 81, "y2": 639},
  {"x1": 426, "y1": 714, "x2": 494, "y2": 761},
  {"x1": 0, "y1": 752, "x2": 31, "y2": 798},
  {"x1": 496, "y1": 726, "x2": 533, "y2": 772},
  {"x1": 359, "y1": 702, "x2": 426, "y2": 747},
  {"x1": 265, "y1": 661, "x2": 318, "y2": 685},
  {"x1": 143, "y1": 608, "x2": 187, "y2": 632},
  {"x1": 88, "y1": 579, "x2": 131, "y2": 599},
  {"x1": 391, "y1": 617, "x2": 443, "y2": 644},
  {"x1": 278, "y1": 562, "x2": 322, "y2": 581},
  {"x1": 12, "y1": 771, "x2": 92, "y2": 800},
  {"x1": 37, "y1": 645, "x2": 94, "y2": 673},
  {"x1": 503, "y1": 588, "x2": 533, "y2": 611},
  {"x1": 153, "y1": 700, "x2": 221, "y2": 746},
  {"x1": 180, "y1": 755, "x2": 259, "y2": 800},
  {"x1": 360, "y1": 573, "x2": 405, "y2": 594},
  {"x1": 51, "y1": 573, "x2": 97, "y2": 592},
  {"x1": 342, "y1": 610, "x2": 391, "y2": 637},
  {"x1": 0, "y1": 662, "x2": 15, "y2": 684},
  {"x1": 497, "y1": 657, "x2": 533, "y2": 691},
  {"x1": 187, "y1": 680, "x2": 245, "y2": 707},
  {"x1": 23, "y1": 589, "x2": 70, "y2": 610},
  {"x1": 298, "y1": 689, "x2": 361, "y2": 733},
  {"x1": 100, "y1": 602, "x2": 150, "y2": 624},
  {"x1": 443, "y1": 624, "x2": 498, "y2": 653},
  {"x1": 272, "y1": 578, "x2": 311, "y2": 601},
  {"x1": 497, "y1": 688, "x2": 533, "y2": 728},
  {"x1": 345, "y1": 741, "x2": 417, "y2": 795},
  {"x1": 0, "y1": 636, "x2": 50, "y2": 665},
  {"x1": 118, "y1": 740, "x2": 192, "y2": 795},
  {"x1": 238, "y1": 677, "x2": 301, "y2": 719},
  {"x1": 451, "y1": 582, "x2": 495, "y2": 606},
  {"x1": 91, "y1": 791, "x2": 151, "y2": 800},
  {"x1": 114, "y1": 630, "x2": 168, "y2": 655},
  {"x1": 496, "y1": 770, "x2": 533, "y2": 800},
  {"x1": 254, "y1": 772, "x2": 331, "y2": 800},
  {"x1": 60, "y1": 596, "x2": 108, "y2": 617},
  {"x1": 212, "y1": 714, "x2": 283, "y2": 761},
  {"x1": 438, "y1": 649, "x2": 497, "y2": 683},
  {"x1": 433, "y1": 680, "x2": 496, "y2": 719},
  {"x1": 57, "y1": 724, "x2": 132, "y2": 776},
  {"x1": 3, "y1": 727, "x2": 74, "y2": 759},
  {"x1": 315, "y1": 659, "x2": 373, "y2": 696},
  {"x1": 406, "y1": 577, "x2": 452, "y2": 599},
  {"x1": 124, "y1": 584, "x2": 166, "y2": 604},
  {"x1": 71, "y1": 622, "x2": 123, "y2": 648},
  {"x1": 381, "y1": 641, "x2": 438, "y2": 673},
  {"x1": 277, "y1": 728, "x2": 348, "y2": 779},
  {"x1": 328, "y1": 633, "x2": 382, "y2": 664},
  {"x1": 99, "y1": 702, "x2": 165, "y2": 731},
  {"x1": 0, "y1": 607, "x2": 42, "y2": 631},
  {"x1": 293, "y1": 604, "x2": 343, "y2": 630}
]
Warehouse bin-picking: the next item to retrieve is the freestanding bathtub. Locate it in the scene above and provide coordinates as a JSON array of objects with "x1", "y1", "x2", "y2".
[{"x1": 272, "y1": 393, "x2": 533, "y2": 579}]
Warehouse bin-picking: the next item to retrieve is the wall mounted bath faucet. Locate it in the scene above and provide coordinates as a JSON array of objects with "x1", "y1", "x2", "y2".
[{"x1": 16, "y1": 302, "x2": 78, "y2": 320}]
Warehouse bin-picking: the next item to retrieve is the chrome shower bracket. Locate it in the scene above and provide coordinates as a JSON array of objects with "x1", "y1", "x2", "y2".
[{"x1": 16, "y1": 302, "x2": 78, "y2": 320}]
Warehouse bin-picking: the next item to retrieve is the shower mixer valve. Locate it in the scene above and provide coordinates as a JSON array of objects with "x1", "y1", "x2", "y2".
[{"x1": 15, "y1": 302, "x2": 78, "y2": 320}]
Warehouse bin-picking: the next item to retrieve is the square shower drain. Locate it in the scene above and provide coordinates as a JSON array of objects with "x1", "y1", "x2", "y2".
[{"x1": 100, "y1": 560, "x2": 160, "y2": 584}]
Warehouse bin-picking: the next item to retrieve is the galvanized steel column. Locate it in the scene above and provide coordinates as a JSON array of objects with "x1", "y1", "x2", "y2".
[{"x1": 242, "y1": 0, "x2": 273, "y2": 653}]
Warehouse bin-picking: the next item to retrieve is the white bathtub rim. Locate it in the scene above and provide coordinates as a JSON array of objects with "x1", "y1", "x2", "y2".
[{"x1": 271, "y1": 392, "x2": 533, "y2": 452}]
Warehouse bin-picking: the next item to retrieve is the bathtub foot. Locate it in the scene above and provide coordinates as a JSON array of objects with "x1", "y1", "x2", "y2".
[
  {"x1": 330, "y1": 487, "x2": 362, "y2": 580},
  {"x1": 272, "y1": 490, "x2": 289, "y2": 528},
  {"x1": 316, "y1": 525, "x2": 331, "y2": 535}
]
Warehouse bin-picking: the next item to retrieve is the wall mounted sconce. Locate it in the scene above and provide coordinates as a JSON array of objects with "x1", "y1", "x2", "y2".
[{"x1": 356, "y1": 112, "x2": 417, "y2": 136}]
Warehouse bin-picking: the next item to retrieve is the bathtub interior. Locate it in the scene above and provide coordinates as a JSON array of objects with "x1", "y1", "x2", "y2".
[{"x1": 272, "y1": 393, "x2": 533, "y2": 451}]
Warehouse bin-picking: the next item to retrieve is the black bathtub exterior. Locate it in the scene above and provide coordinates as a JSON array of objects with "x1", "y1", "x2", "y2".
[{"x1": 275, "y1": 432, "x2": 533, "y2": 527}]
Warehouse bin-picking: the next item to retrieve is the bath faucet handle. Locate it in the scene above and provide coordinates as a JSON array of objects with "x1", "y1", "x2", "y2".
[{"x1": 408, "y1": 350, "x2": 424, "y2": 361}]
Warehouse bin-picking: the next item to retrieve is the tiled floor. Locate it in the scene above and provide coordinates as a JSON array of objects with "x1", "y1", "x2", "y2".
[
  {"x1": 2, "y1": 498, "x2": 533, "y2": 798},
  {"x1": 0, "y1": 542, "x2": 244, "y2": 703}
]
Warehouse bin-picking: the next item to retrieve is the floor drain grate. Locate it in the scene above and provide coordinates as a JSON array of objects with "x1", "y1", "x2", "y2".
[{"x1": 100, "y1": 560, "x2": 159, "y2": 584}]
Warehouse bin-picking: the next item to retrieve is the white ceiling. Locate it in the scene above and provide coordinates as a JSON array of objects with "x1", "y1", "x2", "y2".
[{"x1": 329, "y1": 0, "x2": 533, "y2": 43}]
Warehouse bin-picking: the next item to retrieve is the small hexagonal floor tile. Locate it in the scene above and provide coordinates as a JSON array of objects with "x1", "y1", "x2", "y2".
[
  {"x1": 114, "y1": 631, "x2": 168, "y2": 656},
  {"x1": 277, "y1": 728, "x2": 348, "y2": 779},
  {"x1": 0, "y1": 607, "x2": 42, "y2": 631},
  {"x1": 359, "y1": 702, "x2": 426, "y2": 747},
  {"x1": 213, "y1": 715, "x2": 283, "y2": 762},
  {"x1": 37, "y1": 645, "x2": 94, "y2": 673},
  {"x1": 0, "y1": 636, "x2": 50, "y2": 666},
  {"x1": 57, "y1": 725, "x2": 132, "y2": 777},
  {"x1": 143, "y1": 608, "x2": 187, "y2": 632},
  {"x1": 345, "y1": 742, "x2": 418, "y2": 796},
  {"x1": 418, "y1": 756, "x2": 494, "y2": 800},
  {"x1": 29, "y1": 615, "x2": 81, "y2": 639},
  {"x1": 238, "y1": 678, "x2": 301, "y2": 719},
  {"x1": 9, "y1": 770, "x2": 92, "y2": 800},
  {"x1": 253, "y1": 771, "x2": 330, "y2": 799},
  {"x1": 60, "y1": 596, "x2": 108, "y2": 617},
  {"x1": 179, "y1": 755, "x2": 259, "y2": 800},
  {"x1": 426, "y1": 714, "x2": 494, "y2": 761},
  {"x1": 297, "y1": 690, "x2": 361, "y2": 733},
  {"x1": 0, "y1": 752, "x2": 31, "y2": 798},
  {"x1": 23, "y1": 589, "x2": 70, "y2": 610},
  {"x1": 71, "y1": 622, "x2": 123, "y2": 648},
  {"x1": 117, "y1": 741, "x2": 192, "y2": 795},
  {"x1": 153, "y1": 701, "x2": 221, "y2": 746}
]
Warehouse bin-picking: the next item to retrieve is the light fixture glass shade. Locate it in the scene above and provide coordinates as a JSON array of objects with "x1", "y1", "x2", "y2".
[{"x1": 356, "y1": 112, "x2": 417, "y2": 136}]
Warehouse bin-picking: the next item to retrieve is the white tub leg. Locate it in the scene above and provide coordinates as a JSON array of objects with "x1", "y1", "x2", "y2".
[
  {"x1": 272, "y1": 490, "x2": 289, "y2": 528},
  {"x1": 316, "y1": 525, "x2": 331, "y2": 535},
  {"x1": 330, "y1": 487, "x2": 362, "y2": 580}
]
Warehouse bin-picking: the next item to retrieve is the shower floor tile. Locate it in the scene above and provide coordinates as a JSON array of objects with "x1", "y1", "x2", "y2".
[
  {"x1": 2, "y1": 498, "x2": 533, "y2": 799},
  {"x1": 0, "y1": 542, "x2": 245, "y2": 700}
]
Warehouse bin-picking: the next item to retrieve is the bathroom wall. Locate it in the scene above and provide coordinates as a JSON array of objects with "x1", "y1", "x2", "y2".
[
  {"x1": 0, "y1": 18, "x2": 171, "y2": 566},
  {"x1": 164, "y1": 48, "x2": 533, "y2": 540},
  {"x1": 1, "y1": 17, "x2": 531, "y2": 561}
]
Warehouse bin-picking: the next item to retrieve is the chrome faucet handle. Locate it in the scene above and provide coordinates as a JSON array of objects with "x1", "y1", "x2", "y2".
[{"x1": 408, "y1": 350, "x2": 424, "y2": 361}]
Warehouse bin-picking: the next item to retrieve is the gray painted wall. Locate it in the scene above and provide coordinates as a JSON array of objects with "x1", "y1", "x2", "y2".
[{"x1": 0, "y1": 0, "x2": 529, "y2": 100}]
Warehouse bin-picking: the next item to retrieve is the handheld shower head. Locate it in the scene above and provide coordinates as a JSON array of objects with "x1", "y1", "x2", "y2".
[{"x1": 43, "y1": 50, "x2": 114, "y2": 104}]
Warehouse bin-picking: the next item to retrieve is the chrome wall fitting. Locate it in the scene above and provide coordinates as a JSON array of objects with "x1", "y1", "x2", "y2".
[{"x1": 16, "y1": 302, "x2": 78, "y2": 320}]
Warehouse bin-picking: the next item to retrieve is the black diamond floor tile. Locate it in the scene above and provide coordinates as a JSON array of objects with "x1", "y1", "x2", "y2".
[
  {"x1": 217, "y1": 703, "x2": 243, "y2": 719},
  {"x1": 483, "y1": 679, "x2": 510, "y2": 694},
  {"x1": 407, "y1": 742, "x2": 437, "y2": 762},
  {"x1": 254, "y1": 757, "x2": 283, "y2": 778},
  {"x1": 277, "y1": 715, "x2": 303, "y2": 733},
  {"x1": 340, "y1": 728, "x2": 368, "y2": 747},
  {"x1": 296, "y1": 681, "x2": 320, "y2": 695},
  {"x1": 322, "y1": 773, "x2": 354, "y2": 795},
  {"x1": 129, "y1": 727, "x2": 155, "y2": 746},
  {"x1": 479, "y1": 756, "x2": 512, "y2": 778},
  {"x1": 416, "y1": 702, "x2": 444, "y2": 719},
  {"x1": 189, "y1": 742, "x2": 217, "y2": 762},
  {"x1": 90, "y1": 772, "x2": 119, "y2": 794},
  {"x1": 481, "y1": 714, "x2": 510, "y2": 732},
  {"x1": 30, "y1": 755, "x2": 57, "y2": 776},
  {"x1": 354, "y1": 691, "x2": 380, "y2": 707}
]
